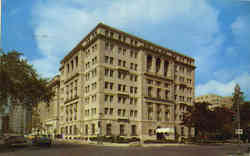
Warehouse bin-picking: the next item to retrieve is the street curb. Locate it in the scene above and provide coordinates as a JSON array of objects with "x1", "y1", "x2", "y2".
[{"x1": 53, "y1": 139, "x2": 200, "y2": 147}]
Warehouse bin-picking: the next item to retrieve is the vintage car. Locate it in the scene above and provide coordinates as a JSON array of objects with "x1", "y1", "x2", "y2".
[
  {"x1": 32, "y1": 135, "x2": 52, "y2": 147},
  {"x1": 4, "y1": 135, "x2": 28, "y2": 147}
]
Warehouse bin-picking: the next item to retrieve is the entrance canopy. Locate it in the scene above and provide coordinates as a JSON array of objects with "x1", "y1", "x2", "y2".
[{"x1": 156, "y1": 128, "x2": 175, "y2": 134}]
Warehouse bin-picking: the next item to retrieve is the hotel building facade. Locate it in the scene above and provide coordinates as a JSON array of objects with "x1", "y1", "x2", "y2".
[{"x1": 39, "y1": 23, "x2": 196, "y2": 141}]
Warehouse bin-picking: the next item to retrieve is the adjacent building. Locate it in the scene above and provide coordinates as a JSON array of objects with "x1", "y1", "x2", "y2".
[
  {"x1": 37, "y1": 75, "x2": 60, "y2": 137},
  {"x1": 39, "y1": 23, "x2": 196, "y2": 141},
  {"x1": 8, "y1": 102, "x2": 32, "y2": 134},
  {"x1": 195, "y1": 94, "x2": 233, "y2": 110}
]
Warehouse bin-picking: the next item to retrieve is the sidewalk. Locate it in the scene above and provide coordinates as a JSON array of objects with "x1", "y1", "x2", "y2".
[{"x1": 53, "y1": 139, "x2": 190, "y2": 147}]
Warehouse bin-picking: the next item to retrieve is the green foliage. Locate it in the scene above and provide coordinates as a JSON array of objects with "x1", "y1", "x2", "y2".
[
  {"x1": 0, "y1": 50, "x2": 54, "y2": 112},
  {"x1": 181, "y1": 102, "x2": 235, "y2": 137},
  {"x1": 181, "y1": 102, "x2": 214, "y2": 135},
  {"x1": 240, "y1": 101, "x2": 250, "y2": 129}
]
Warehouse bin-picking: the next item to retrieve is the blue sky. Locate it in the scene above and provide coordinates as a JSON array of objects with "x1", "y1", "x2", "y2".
[{"x1": 1, "y1": 0, "x2": 250, "y2": 100}]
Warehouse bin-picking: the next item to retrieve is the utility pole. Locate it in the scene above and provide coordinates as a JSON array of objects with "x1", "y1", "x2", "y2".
[{"x1": 234, "y1": 84, "x2": 243, "y2": 154}]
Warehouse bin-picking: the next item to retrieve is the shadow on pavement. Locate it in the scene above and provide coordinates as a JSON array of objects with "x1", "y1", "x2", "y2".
[{"x1": 0, "y1": 144, "x2": 30, "y2": 153}]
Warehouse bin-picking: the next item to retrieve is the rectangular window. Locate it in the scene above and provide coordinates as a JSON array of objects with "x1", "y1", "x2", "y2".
[
  {"x1": 130, "y1": 74, "x2": 133, "y2": 81},
  {"x1": 110, "y1": 70, "x2": 113, "y2": 77},
  {"x1": 118, "y1": 96, "x2": 122, "y2": 103},
  {"x1": 75, "y1": 56, "x2": 78, "y2": 68},
  {"x1": 123, "y1": 85, "x2": 126, "y2": 92},
  {"x1": 91, "y1": 124, "x2": 95, "y2": 135},
  {"x1": 105, "y1": 68, "x2": 109, "y2": 76},
  {"x1": 134, "y1": 87, "x2": 137, "y2": 94},
  {"x1": 110, "y1": 108, "x2": 113, "y2": 115},
  {"x1": 123, "y1": 48, "x2": 126, "y2": 56},
  {"x1": 130, "y1": 98, "x2": 133, "y2": 104},
  {"x1": 130, "y1": 110, "x2": 133, "y2": 117},
  {"x1": 148, "y1": 87, "x2": 152, "y2": 97},
  {"x1": 120, "y1": 124, "x2": 125, "y2": 136},
  {"x1": 131, "y1": 125, "x2": 137, "y2": 136},
  {"x1": 149, "y1": 129, "x2": 153, "y2": 136},
  {"x1": 123, "y1": 61, "x2": 126, "y2": 67},
  {"x1": 105, "y1": 56, "x2": 109, "y2": 63},
  {"x1": 118, "y1": 109, "x2": 121, "y2": 116},
  {"x1": 157, "y1": 88, "x2": 161, "y2": 98},
  {"x1": 105, "y1": 82, "x2": 108, "y2": 89},
  {"x1": 110, "y1": 57, "x2": 113, "y2": 64},
  {"x1": 130, "y1": 63, "x2": 133, "y2": 69},
  {"x1": 122, "y1": 109, "x2": 126, "y2": 116},
  {"x1": 106, "y1": 124, "x2": 112, "y2": 136},
  {"x1": 134, "y1": 110, "x2": 137, "y2": 117},
  {"x1": 85, "y1": 125, "x2": 88, "y2": 135},
  {"x1": 134, "y1": 52, "x2": 137, "y2": 58},
  {"x1": 118, "y1": 71, "x2": 122, "y2": 79},
  {"x1": 181, "y1": 127, "x2": 184, "y2": 136},
  {"x1": 118, "y1": 59, "x2": 122, "y2": 66},
  {"x1": 130, "y1": 50, "x2": 133, "y2": 57},
  {"x1": 118, "y1": 84, "x2": 122, "y2": 91},
  {"x1": 118, "y1": 47, "x2": 121, "y2": 54},
  {"x1": 71, "y1": 60, "x2": 74, "y2": 71},
  {"x1": 130, "y1": 87, "x2": 133, "y2": 93},
  {"x1": 104, "y1": 108, "x2": 108, "y2": 115},
  {"x1": 105, "y1": 95, "x2": 108, "y2": 102},
  {"x1": 110, "y1": 95, "x2": 113, "y2": 103}
]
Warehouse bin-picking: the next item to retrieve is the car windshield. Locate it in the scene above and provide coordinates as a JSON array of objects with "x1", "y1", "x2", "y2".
[{"x1": 40, "y1": 135, "x2": 49, "y2": 138}]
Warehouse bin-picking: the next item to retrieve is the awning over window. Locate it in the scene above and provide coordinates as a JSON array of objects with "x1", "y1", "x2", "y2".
[{"x1": 156, "y1": 128, "x2": 175, "y2": 133}]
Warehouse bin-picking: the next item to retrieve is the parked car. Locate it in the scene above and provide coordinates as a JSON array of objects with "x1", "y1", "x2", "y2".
[
  {"x1": 32, "y1": 135, "x2": 52, "y2": 147},
  {"x1": 25, "y1": 134, "x2": 36, "y2": 140},
  {"x1": 4, "y1": 135, "x2": 28, "y2": 147}
]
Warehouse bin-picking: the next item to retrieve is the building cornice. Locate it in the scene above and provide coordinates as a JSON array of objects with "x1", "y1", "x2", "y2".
[{"x1": 60, "y1": 22, "x2": 195, "y2": 67}]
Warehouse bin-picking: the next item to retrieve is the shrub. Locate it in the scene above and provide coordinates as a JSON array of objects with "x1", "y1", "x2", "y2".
[{"x1": 144, "y1": 139, "x2": 178, "y2": 144}]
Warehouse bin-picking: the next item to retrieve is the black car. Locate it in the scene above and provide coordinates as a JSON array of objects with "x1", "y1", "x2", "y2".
[
  {"x1": 4, "y1": 135, "x2": 28, "y2": 147},
  {"x1": 32, "y1": 135, "x2": 52, "y2": 147}
]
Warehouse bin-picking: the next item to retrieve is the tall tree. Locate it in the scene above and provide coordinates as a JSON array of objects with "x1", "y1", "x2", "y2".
[
  {"x1": 0, "y1": 50, "x2": 54, "y2": 112},
  {"x1": 181, "y1": 102, "x2": 215, "y2": 136},
  {"x1": 212, "y1": 106, "x2": 234, "y2": 137},
  {"x1": 240, "y1": 101, "x2": 250, "y2": 129}
]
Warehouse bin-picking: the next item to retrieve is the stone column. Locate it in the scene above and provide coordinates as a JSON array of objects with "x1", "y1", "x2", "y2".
[
  {"x1": 152, "y1": 56, "x2": 156, "y2": 73},
  {"x1": 160, "y1": 59, "x2": 164, "y2": 76},
  {"x1": 153, "y1": 103, "x2": 156, "y2": 121}
]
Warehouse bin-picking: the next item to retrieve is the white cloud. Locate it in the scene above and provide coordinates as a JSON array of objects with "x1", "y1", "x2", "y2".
[
  {"x1": 196, "y1": 72, "x2": 250, "y2": 98},
  {"x1": 30, "y1": 0, "x2": 222, "y2": 78},
  {"x1": 30, "y1": 56, "x2": 60, "y2": 78},
  {"x1": 230, "y1": 15, "x2": 250, "y2": 51}
]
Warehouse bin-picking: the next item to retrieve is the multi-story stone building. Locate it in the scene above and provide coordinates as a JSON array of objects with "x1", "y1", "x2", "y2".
[
  {"x1": 37, "y1": 75, "x2": 60, "y2": 137},
  {"x1": 8, "y1": 103, "x2": 32, "y2": 134},
  {"x1": 57, "y1": 23, "x2": 195, "y2": 141},
  {"x1": 195, "y1": 94, "x2": 233, "y2": 110},
  {"x1": 0, "y1": 115, "x2": 9, "y2": 134}
]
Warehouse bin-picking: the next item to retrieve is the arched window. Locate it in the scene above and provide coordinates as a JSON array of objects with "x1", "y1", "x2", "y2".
[
  {"x1": 156, "y1": 58, "x2": 161, "y2": 73},
  {"x1": 164, "y1": 61, "x2": 169, "y2": 76},
  {"x1": 106, "y1": 124, "x2": 112, "y2": 136}
]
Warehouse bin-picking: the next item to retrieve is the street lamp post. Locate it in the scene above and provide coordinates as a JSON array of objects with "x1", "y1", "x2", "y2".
[
  {"x1": 234, "y1": 84, "x2": 243, "y2": 154},
  {"x1": 237, "y1": 91, "x2": 243, "y2": 150}
]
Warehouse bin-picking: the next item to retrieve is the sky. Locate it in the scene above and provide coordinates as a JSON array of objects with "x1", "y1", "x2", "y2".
[{"x1": 1, "y1": 0, "x2": 250, "y2": 100}]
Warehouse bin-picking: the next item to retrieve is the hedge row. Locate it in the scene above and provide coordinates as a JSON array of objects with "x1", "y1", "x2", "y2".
[{"x1": 89, "y1": 136, "x2": 140, "y2": 143}]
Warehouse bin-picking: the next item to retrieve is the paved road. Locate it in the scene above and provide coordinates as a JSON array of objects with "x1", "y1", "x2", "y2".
[{"x1": 1, "y1": 143, "x2": 250, "y2": 156}]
